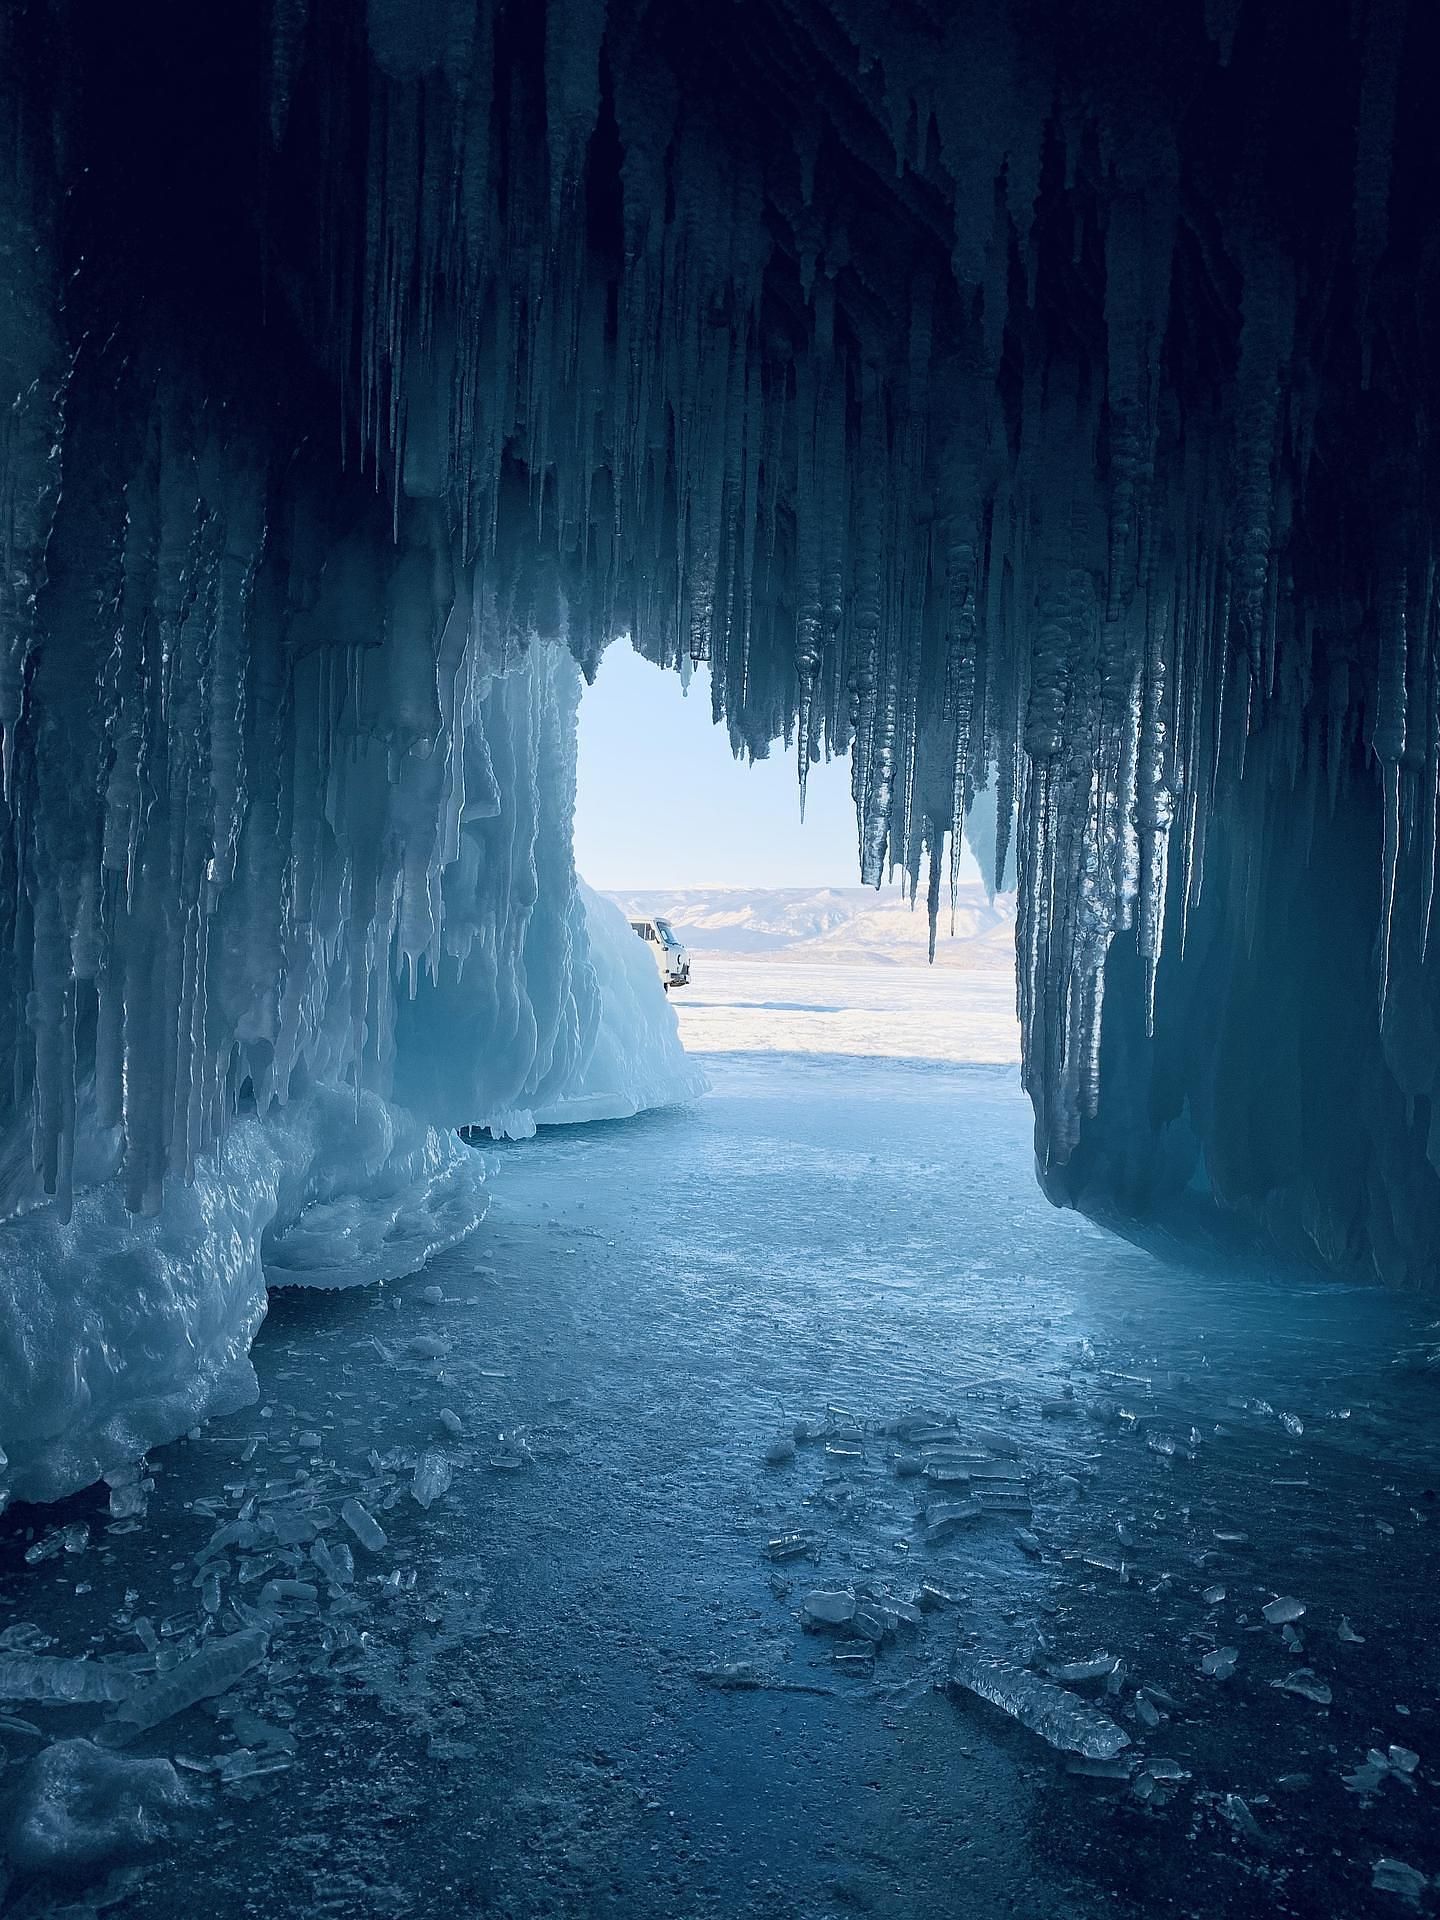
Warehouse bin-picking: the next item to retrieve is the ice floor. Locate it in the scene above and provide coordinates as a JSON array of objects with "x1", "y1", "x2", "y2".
[{"x1": 0, "y1": 965, "x2": 1437, "y2": 1918}]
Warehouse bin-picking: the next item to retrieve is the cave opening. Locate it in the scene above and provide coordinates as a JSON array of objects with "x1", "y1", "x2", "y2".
[{"x1": 0, "y1": 0, "x2": 1438, "y2": 1912}]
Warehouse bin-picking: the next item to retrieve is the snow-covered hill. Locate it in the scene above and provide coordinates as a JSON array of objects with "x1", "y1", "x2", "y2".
[{"x1": 605, "y1": 885, "x2": 1015, "y2": 969}]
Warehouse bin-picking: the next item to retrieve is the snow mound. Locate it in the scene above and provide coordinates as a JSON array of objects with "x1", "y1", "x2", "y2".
[
  {"x1": 0, "y1": 1089, "x2": 486, "y2": 1509},
  {"x1": 531, "y1": 886, "x2": 711, "y2": 1126}
]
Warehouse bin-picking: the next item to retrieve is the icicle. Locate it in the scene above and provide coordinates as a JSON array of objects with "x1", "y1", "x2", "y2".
[{"x1": 1373, "y1": 557, "x2": 1408, "y2": 1020}]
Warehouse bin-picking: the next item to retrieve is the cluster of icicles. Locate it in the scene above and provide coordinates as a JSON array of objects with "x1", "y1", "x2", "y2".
[{"x1": 0, "y1": 0, "x2": 1431, "y2": 1211}]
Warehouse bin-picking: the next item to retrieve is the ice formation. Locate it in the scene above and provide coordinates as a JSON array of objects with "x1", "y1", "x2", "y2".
[
  {"x1": 0, "y1": 0, "x2": 1435, "y2": 1511},
  {"x1": 7, "y1": 1739, "x2": 191, "y2": 1873}
]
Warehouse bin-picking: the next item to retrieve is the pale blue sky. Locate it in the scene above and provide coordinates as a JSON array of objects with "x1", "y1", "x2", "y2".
[{"x1": 574, "y1": 642, "x2": 865, "y2": 888}]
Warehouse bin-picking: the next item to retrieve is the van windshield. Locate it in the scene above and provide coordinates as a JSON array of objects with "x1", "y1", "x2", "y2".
[{"x1": 654, "y1": 920, "x2": 677, "y2": 947}]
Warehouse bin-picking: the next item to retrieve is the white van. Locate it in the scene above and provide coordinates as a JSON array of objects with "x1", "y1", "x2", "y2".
[{"x1": 628, "y1": 915, "x2": 691, "y2": 989}]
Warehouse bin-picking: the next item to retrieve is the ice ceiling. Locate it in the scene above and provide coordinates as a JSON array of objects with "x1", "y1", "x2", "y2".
[{"x1": 2, "y1": 0, "x2": 1439, "y2": 1287}]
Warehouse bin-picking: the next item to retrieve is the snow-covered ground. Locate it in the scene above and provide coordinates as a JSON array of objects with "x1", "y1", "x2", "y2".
[
  {"x1": 0, "y1": 978, "x2": 1436, "y2": 1918},
  {"x1": 671, "y1": 957, "x2": 1020, "y2": 1062},
  {"x1": 607, "y1": 882, "x2": 1017, "y2": 969},
  {"x1": 613, "y1": 882, "x2": 1021, "y2": 1063}
]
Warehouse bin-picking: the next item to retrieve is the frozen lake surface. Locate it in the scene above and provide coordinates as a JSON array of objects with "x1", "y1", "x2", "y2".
[
  {"x1": 673, "y1": 957, "x2": 1020, "y2": 1062},
  {"x1": 1, "y1": 964, "x2": 1437, "y2": 1918}
]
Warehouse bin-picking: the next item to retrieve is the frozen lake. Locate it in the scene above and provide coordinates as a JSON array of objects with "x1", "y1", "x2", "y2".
[
  {"x1": 672, "y1": 956, "x2": 1020, "y2": 1063},
  {"x1": 0, "y1": 965, "x2": 1436, "y2": 1918}
]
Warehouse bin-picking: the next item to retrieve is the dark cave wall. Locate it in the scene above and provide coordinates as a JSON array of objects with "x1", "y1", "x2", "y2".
[{"x1": 1061, "y1": 717, "x2": 1440, "y2": 1288}]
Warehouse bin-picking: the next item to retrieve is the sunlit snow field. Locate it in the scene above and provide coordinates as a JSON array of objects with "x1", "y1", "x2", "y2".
[{"x1": 672, "y1": 958, "x2": 1021, "y2": 1063}]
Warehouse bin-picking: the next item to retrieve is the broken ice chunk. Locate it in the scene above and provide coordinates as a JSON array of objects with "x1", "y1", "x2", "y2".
[
  {"x1": 1372, "y1": 1859, "x2": 1428, "y2": 1902},
  {"x1": 1337, "y1": 1616, "x2": 1365, "y2": 1643},
  {"x1": 437, "y1": 1407, "x2": 464, "y2": 1438},
  {"x1": 801, "y1": 1590, "x2": 857, "y2": 1629},
  {"x1": 109, "y1": 1479, "x2": 149, "y2": 1520},
  {"x1": 924, "y1": 1499, "x2": 983, "y2": 1539},
  {"x1": 1066, "y1": 1754, "x2": 1134, "y2": 1781},
  {"x1": 948, "y1": 1650, "x2": 1130, "y2": 1760},
  {"x1": 258, "y1": 1579, "x2": 319, "y2": 1614},
  {"x1": 116, "y1": 1629, "x2": 269, "y2": 1733},
  {"x1": 0, "y1": 1654, "x2": 134, "y2": 1705},
  {"x1": 1199, "y1": 1647, "x2": 1239, "y2": 1679},
  {"x1": 1262, "y1": 1595, "x2": 1306, "y2": 1625},
  {"x1": 1013, "y1": 1529, "x2": 1042, "y2": 1557},
  {"x1": 418, "y1": 1283, "x2": 444, "y2": 1306},
  {"x1": 1271, "y1": 1668, "x2": 1331, "y2": 1705},
  {"x1": 851, "y1": 1606, "x2": 889, "y2": 1643},
  {"x1": 764, "y1": 1433, "x2": 797, "y2": 1467},
  {"x1": 1049, "y1": 1655, "x2": 1120, "y2": 1686},
  {"x1": 8, "y1": 1741, "x2": 189, "y2": 1871},
  {"x1": 340, "y1": 1498, "x2": 387, "y2": 1553},
  {"x1": 271, "y1": 1509, "x2": 318, "y2": 1547},
  {"x1": 1134, "y1": 1757, "x2": 1189, "y2": 1793},
  {"x1": 975, "y1": 1489, "x2": 1032, "y2": 1514},
  {"x1": 831, "y1": 1648, "x2": 875, "y2": 1677},
  {"x1": 411, "y1": 1452, "x2": 452, "y2": 1509},
  {"x1": 218, "y1": 1747, "x2": 294, "y2": 1785},
  {"x1": 764, "y1": 1533, "x2": 815, "y2": 1563},
  {"x1": 1134, "y1": 1693, "x2": 1162, "y2": 1730},
  {"x1": 1220, "y1": 1794, "x2": 1263, "y2": 1840},
  {"x1": 311, "y1": 1535, "x2": 353, "y2": 1585}
]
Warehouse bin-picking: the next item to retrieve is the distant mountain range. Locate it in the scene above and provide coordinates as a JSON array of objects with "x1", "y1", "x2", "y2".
[{"x1": 604, "y1": 884, "x2": 1015, "y2": 969}]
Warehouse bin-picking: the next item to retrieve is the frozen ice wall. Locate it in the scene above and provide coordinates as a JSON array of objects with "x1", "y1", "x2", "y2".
[
  {"x1": 0, "y1": 609, "x2": 701, "y2": 1506},
  {"x1": 0, "y1": 0, "x2": 1438, "y2": 1382}
]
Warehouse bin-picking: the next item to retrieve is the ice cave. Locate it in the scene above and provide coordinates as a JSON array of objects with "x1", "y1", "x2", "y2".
[{"x1": 0, "y1": 0, "x2": 1437, "y2": 1913}]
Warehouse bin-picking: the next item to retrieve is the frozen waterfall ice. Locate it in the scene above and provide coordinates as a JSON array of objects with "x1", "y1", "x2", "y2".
[{"x1": 0, "y1": 629, "x2": 702, "y2": 1507}]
